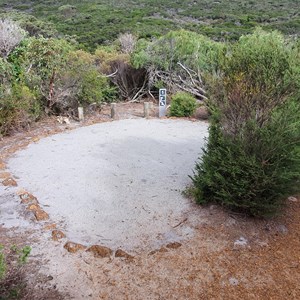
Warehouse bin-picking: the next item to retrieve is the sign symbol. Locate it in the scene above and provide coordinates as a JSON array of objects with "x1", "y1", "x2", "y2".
[
  {"x1": 159, "y1": 89, "x2": 166, "y2": 96},
  {"x1": 159, "y1": 88, "x2": 167, "y2": 118}
]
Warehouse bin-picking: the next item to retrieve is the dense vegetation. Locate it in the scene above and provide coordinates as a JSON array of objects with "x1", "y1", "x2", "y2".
[
  {"x1": 191, "y1": 29, "x2": 300, "y2": 217},
  {"x1": 0, "y1": 1, "x2": 299, "y2": 217},
  {"x1": 0, "y1": 0, "x2": 299, "y2": 50},
  {"x1": 0, "y1": 33, "x2": 118, "y2": 135},
  {"x1": 169, "y1": 92, "x2": 197, "y2": 117}
]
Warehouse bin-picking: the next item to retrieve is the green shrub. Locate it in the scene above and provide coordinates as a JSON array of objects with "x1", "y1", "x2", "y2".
[
  {"x1": 170, "y1": 92, "x2": 197, "y2": 117},
  {"x1": 79, "y1": 70, "x2": 116, "y2": 105},
  {"x1": 66, "y1": 50, "x2": 117, "y2": 106},
  {"x1": 192, "y1": 29, "x2": 300, "y2": 217},
  {"x1": 192, "y1": 105, "x2": 300, "y2": 216},
  {"x1": 0, "y1": 85, "x2": 40, "y2": 136},
  {"x1": 0, "y1": 245, "x2": 31, "y2": 299},
  {"x1": 0, "y1": 246, "x2": 5, "y2": 280}
]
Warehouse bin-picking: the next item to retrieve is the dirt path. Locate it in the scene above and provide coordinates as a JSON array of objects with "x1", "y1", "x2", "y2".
[{"x1": 0, "y1": 103, "x2": 299, "y2": 299}]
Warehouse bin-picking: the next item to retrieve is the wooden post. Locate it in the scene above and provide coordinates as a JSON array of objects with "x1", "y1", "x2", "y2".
[
  {"x1": 78, "y1": 107, "x2": 84, "y2": 121},
  {"x1": 144, "y1": 102, "x2": 150, "y2": 118},
  {"x1": 111, "y1": 103, "x2": 117, "y2": 119}
]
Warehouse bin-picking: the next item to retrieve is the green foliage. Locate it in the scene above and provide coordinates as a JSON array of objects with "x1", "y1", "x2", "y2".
[
  {"x1": 58, "y1": 5, "x2": 77, "y2": 19},
  {"x1": 17, "y1": 37, "x2": 74, "y2": 111},
  {"x1": 0, "y1": 246, "x2": 5, "y2": 280},
  {"x1": 192, "y1": 29, "x2": 300, "y2": 217},
  {"x1": 0, "y1": 57, "x2": 13, "y2": 85},
  {"x1": 170, "y1": 92, "x2": 197, "y2": 117},
  {"x1": 132, "y1": 30, "x2": 225, "y2": 98},
  {"x1": 64, "y1": 49, "x2": 117, "y2": 106},
  {"x1": 0, "y1": 0, "x2": 299, "y2": 50},
  {"x1": 12, "y1": 245, "x2": 31, "y2": 265},
  {"x1": 0, "y1": 244, "x2": 31, "y2": 299},
  {"x1": 0, "y1": 84, "x2": 40, "y2": 135},
  {"x1": 20, "y1": 37, "x2": 72, "y2": 84},
  {"x1": 1, "y1": 36, "x2": 119, "y2": 134},
  {"x1": 79, "y1": 70, "x2": 114, "y2": 105},
  {"x1": 133, "y1": 30, "x2": 225, "y2": 74},
  {"x1": 0, "y1": 11, "x2": 58, "y2": 38}
]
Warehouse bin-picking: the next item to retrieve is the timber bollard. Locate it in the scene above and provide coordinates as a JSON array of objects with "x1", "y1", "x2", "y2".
[
  {"x1": 144, "y1": 102, "x2": 150, "y2": 118},
  {"x1": 111, "y1": 103, "x2": 117, "y2": 119},
  {"x1": 78, "y1": 107, "x2": 84, "y2": 121}
]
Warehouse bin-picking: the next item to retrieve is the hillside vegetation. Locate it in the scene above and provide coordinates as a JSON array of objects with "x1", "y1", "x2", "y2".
[
  {"x1": 0, "y1": 2, "x2": 299, "y2": 217},
  {"x1": 0, "y1": 0, "x2": 299, "y2": 50}
]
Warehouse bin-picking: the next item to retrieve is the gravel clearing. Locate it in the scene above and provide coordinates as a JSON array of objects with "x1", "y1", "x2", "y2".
[{"x1": 8, "y1": 119, "x2": 208, "y2": 251}]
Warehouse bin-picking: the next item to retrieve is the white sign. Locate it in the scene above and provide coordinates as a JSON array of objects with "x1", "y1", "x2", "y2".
[{"x1": 159, "y1": 89, "x2": 167, "y2": 117}]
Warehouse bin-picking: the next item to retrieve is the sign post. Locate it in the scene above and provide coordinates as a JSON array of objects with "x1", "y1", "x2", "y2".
[{"x1": 159, "y1": 88, "x2": 167, "y2": 118}]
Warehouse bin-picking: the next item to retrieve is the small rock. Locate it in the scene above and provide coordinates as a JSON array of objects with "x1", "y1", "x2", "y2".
[
  {"x1": 86, "y1": 245, "x2": 112, "y2": 258},
  {"x1": 19, "y1": 192, "x2": 38, "y2": 204},
  {"x1": 64, "y1": 242, "x2": 86, "y2": 253},
  {"x1": 149, "y1": 247, "x2": 168, "y2": 255},
  {"x1": 27, "y1": 204, "x2": 40, "y2": 211},
  {"x1": 158, "y1": 247, "x2": 168, "y2": 253},
  {"x1": 32, "y1": 137, "x2": 40, "y2": 143},
  {"x1": 0, "y1": 161, "x2": 5, "y2": 170},
  {"x1": 264, "y1": 224, "x2": 272, "y2": 232},
  {"x1": 229, "y1": 277, "x2": 239, "y2": 286},
  {"x1": 46, "y1": 275, "x2": 54, "y2": 281},
  {"x1": 276, "y1": 225, "x2": 288, "y2": 235},
  {"x1": 44, "y1": 223, "x2": 57, "y2": 231},
  {"x1": 234, "y1": 237, "x2": 248, "y2": 249},
  {"x1": 226, "y1": 217, "x2": 237, "y2": 226},
  {"x1": 288, "y1": 196, "x2": 298, "y2": 202},
  {"x1": 57, "y1": 116, "x2": 71, "y2": 125},
  {"x1": 257, "y1": 240, "x2": 268, "y2": 248},
  {"x1": 34, "y1": 209, "x2": 49, "y2": 221},
  {"x1": 52, "y1": 230, "x2": 66, "y2": 241},
  {"x1": 166, "y1": 242, "x2": 182, "y2": 249},
  {"x1": 0, "y1": 172, "x2": 10, "y2": 179},
  {"x1": 2, "y1": 177, "x2": 17, "y2": 187},
  {"x1": 115, "y1": 249, "x2": 134, "y2": 260}
]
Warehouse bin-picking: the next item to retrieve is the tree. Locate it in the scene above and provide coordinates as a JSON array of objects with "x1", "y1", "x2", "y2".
[
  {"x1": 95, "y1": 47, "x2": 147, "y2": 101},
  {"x1": 0, "y1": 19, "x2": 26, "y2": 59},
  {"x1": 132, "y1": 30, "x2": 225, "y2": 100},
  {"x1": 19, "y1": 37, "x2": 72, "y2": 111},
  {"x1": 191, "y1": 29, "x2": 300, "y2": 217}
]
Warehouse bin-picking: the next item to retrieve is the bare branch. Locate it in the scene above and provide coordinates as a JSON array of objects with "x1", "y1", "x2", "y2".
[
  {"x1": 0, "y1": 19, "x2": 26, "y2": 59},
  {"x1": 118, "y1": 33, "x2": 137, "y2": 54},
  {"x1": 104, "y1": 69, "x2": 118, "y2": 78}
]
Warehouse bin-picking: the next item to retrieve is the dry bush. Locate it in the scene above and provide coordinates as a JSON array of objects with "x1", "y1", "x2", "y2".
[
  {"x1": 0, "y1": 19, "x2": 26, "y2": 59},
  {"x1": 118, "y1": 33, "x2": 137, "y2": 54}
]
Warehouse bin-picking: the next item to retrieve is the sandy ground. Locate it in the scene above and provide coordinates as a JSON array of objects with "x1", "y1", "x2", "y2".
[
  {"x1": 7, "y1": 119, "x2": 208, "y2": 251},
  {"x1": 1, "y1": 103, "x2": 300, "y2": 300}
]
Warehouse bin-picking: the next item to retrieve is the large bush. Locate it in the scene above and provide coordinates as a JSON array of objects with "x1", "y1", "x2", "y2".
[
  {"x1": 192, "y1": 29, "x2": 300, "y2": 217},
  {"x1": 132, "y1": 30, "x2": 225, "y2": 100},
  {"x1": 0, "y1": 85, "x2": 40, "y2": 135},
  {"x1": 170, "y1": 92, "x2": 197, "y2": 117}
]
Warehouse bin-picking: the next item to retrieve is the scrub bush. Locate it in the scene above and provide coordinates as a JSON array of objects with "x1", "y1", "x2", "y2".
[
  {"x1": 0, "y1": 85, "x2": 40, "y2": 135},
  {"x1": 192, "y1": 29, "x2": 300, "y2": 217},
  {"x1": 170, "y1": 92, "x2": 197, "y2": 117}
]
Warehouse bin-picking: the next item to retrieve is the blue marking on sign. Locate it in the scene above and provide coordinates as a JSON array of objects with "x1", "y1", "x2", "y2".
[{"x1": 159, "y1": 89, "x2": 166, "y2": 96}]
